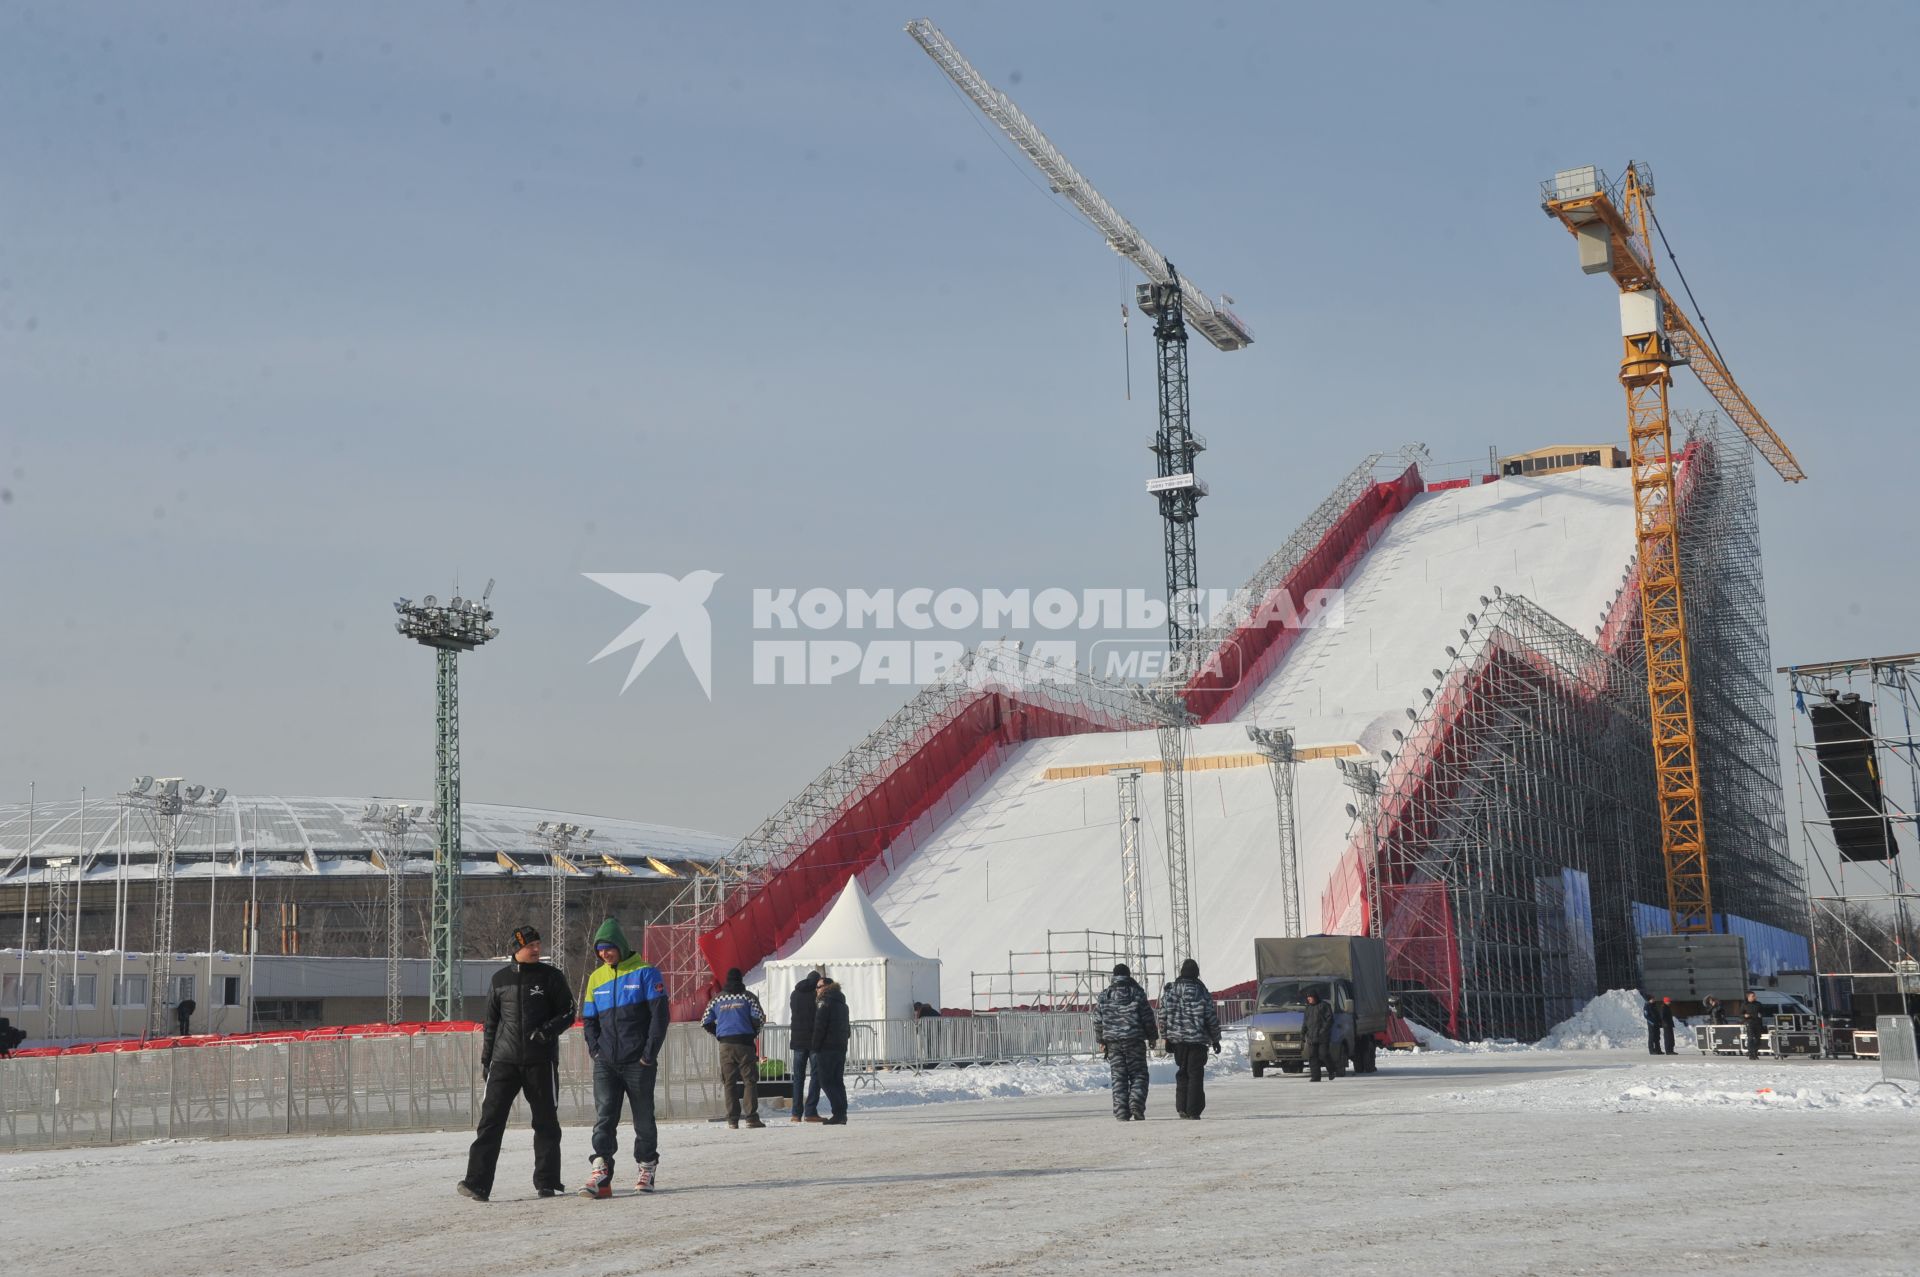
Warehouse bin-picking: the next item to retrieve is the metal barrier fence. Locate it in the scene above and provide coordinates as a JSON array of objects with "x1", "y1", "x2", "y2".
[
  {"x1": 1875, "y1": 1015, "x2": 1918, "y2": 1091},
  {"x1": 0, "y1": 1023, "x2": 728, "y2": 1152},
  {"x1": 0, "y1": 1013, "x2": 1103, "y2": 1152},
  {"x1": 757, "y1": 1013, "x2": 1098, "y2": 1075}
]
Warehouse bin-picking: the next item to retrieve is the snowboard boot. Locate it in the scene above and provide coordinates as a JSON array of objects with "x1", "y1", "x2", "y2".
[
  {"x1": 456, "y1": 1181, "x2": 489, "y2": 1202},
  {"x1": 579, "y1": 1157, "x2": 613, "y2": 1200},
  {"x1": 636, "y1": 1159, "x2": 659, "y2": 1194}
]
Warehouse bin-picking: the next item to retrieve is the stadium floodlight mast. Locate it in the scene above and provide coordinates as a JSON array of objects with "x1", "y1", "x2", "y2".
[
  {"x1": 360, "y1": 803, "x2": 422, "y2": 1024},
  {"x1": 121, "y1": 775, "x2": 225, "y2": 1038},
  {"x1": 531, "y1": 822, "x2": 593, "y2": 976},
  {"x1": 394, "y1": 581, "x2": 500, "y2": 1021},
  {"x1": 1247, "y1": 726, "x2": 1304, "y2": 939},
  {"x1": 43, "y1": 856, "x2": 75, "y2": 1041}
]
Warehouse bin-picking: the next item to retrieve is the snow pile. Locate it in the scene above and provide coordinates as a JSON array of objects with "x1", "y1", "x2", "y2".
[
  {"x1": 1541, "y1": 988, "x2": 1691, "y2": 1051},
  {"x1": 1406, "y1": 990, "x2": 1692, "y2": 1053},
  {"x1": 1437, "y1": 1058, "x2": 1919, "y2": 1115},
  {"x1": 846, "y1": 1036, "x2": 1249, "y2": 1112}
]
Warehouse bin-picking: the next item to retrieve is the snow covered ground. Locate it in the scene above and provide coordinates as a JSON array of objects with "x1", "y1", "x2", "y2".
[{"x1": 9, "y1": 1044, "x2": 1915, "y2": 1275}]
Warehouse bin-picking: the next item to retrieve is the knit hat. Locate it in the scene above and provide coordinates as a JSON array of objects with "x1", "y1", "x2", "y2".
[
  {"x1": 724, "y1": 967, "x2": 745, "y2": 992},
  {"x1": 593, "y1": 917, "x2": 630, "y2": 957},
  {"x1": 511, "y1": 924, "x2": 541, "y2": 950},
  {"x1": 1112, "y1": 963, "x2": 1130, "y2": 978},
  {"x1": 1179, "y1": 958, "x2": 1199, "y2": 980}
]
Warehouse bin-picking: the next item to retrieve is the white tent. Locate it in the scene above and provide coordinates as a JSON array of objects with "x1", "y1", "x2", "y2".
[{"x1": 763, "y1": 877, "x2": 942, "y2": 1034}]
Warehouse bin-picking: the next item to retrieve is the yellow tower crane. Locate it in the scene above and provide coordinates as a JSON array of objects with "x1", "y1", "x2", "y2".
[{"x1": 1541, "y1": 162, "x2": 1805, "y2": 934}]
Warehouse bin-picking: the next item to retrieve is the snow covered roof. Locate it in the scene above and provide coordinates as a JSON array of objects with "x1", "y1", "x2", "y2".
[{"x1": 0, "y1": 792, "x2": 733, "y2": 883}]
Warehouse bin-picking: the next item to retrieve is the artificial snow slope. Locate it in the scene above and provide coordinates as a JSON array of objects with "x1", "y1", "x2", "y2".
[{"x1": 825, "y1": 469, "x2": 1640, "y2": 1007}]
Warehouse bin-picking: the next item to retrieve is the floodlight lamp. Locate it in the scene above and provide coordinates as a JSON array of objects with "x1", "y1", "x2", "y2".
[
  {"x1": 1479, "y1": 595, "x2": 1491, "y2": 607},
  {"x1": 1465, "y1": 613, "x2": 1477, "y2": 627},
  {"x1": 395, "y1": 621, "x2": 408, "y2": 635},
  {"x1": 424, "y1": 595, "x2": 437, "y2": 608},
  {"x1": 1458, "y1": 629, "x2": 1470, "y2": 641},
  {"x1": 1392, "y1": 729, "x2": 1405, "y2": 743},
  {"x1": 1422, "y1": 688, "x2": 1434, "y2": 702},
  {"x1": 484, "y1": 627, "x2": 500, "y2": 639},
  {"x1": 209, "y1": 788, "x2": 227, "y2": 806},
  {"x1": 160, "y1": 779, "x2": 181, "y2": 797},
  {"x1": 1431, "y1": 669, "x2": 1444, "y2": 681},
  {"x1": 534, "y1": 821, "x2": 549, "y2": 834},
  {"x1": 1344, "y1": 803, "x2": 1359, "y2": 819},
  {"x1": 1380, "y1": 750, "x2": 1392, "y2": 764},
  {"x1": 581, "y1": 829, "x2": 594, "y2": 841},
  {"x1": 1493, "y1": 585, "x2": 1503, "y2": 597},
  {"x1": 184, "y1": 784, "x2": 206, "y2": 802},
  {"x1": 1405, "y1": 708, "x2": 1417, "y2": 721},
  {"x1": 133, "y1": 775, "x2": 154, "y2": 794}
]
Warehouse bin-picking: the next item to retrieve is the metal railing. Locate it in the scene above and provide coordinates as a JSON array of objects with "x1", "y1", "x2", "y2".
[
  {"x1": 0, "y1": 1023, "x2": 728, "y2": 1152},
  {"x1": 759, "y1": 1012, "x2": 1098, "y2": 1075},
  {"x1": 1874, "y1": 1015, "x2": 1918, "y2": 1092}
]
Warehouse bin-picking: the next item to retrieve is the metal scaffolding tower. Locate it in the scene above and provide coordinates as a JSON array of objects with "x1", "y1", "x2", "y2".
[
  {"x1": 360, "y1": 803, "x2": 422, "y2": 1024},
  {"x1": 1338, "y1": 756, "x2": 1385, "y2": 939},
  {"x1": 1113, "y1": 769, "x2": 1148, "y2": 971},
  {"x1": 532, "y1": 821, "x2": 593, "y2": 981},
  {"x1": 1780, "y1": 651, "x2": 1920, "y2": 1008},
  {"x1": 121, "y1": 776, "x2": 225, "y2": 1038},
  {"x1": 395, "y1": 583, "x2": 499, "y2": 1022},
  {"x1": 1135, "y1": 685, "x2": 1196, "y2": 964},
  {"x1": 43, "y1": 857, "x2": 74, "y2": 1041},
  {"x1": 1247, "y1": 726, "x2": 1303, "y2": 938}
]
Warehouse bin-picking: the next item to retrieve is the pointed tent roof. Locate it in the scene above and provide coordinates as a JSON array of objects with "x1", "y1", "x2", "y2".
[{"x1": 781, "y1": 876, "x2": 933, "y2": 964}]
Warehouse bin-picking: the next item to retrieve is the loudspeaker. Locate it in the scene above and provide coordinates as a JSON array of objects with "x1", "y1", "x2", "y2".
[{"x1": 1810, "y1": 694, "x2": 1895, "y2": 861}]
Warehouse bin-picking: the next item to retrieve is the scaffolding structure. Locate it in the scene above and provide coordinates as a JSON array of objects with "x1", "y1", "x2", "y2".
[
  {"x1": 1780, "y1": 651, "x2": 1920, "y2": 1015},
  {"x1": 1113, "y1": 770, "x2": 1148, "y2": 971},
  {"x1": 360, "y1": 803, "x2": 423, "y2": 1025},
  {"x1": 969, "y1": 929, "x2": 1166, "y2": 1012},
  {"x1": 1248, "y1": 726, "x2": 1304, "y2": 939},
  {"x1": 645, "y1": 646, "x2": 1187, "y2": 1014},
  {"x1": 122, "y1": 779, "x2": 223, "y2": 1039},
  {"x1": 1352, "y1": 421, "x2": 1803, "y2": 1039},
  {"x1": 43, "y1": 858, "x2": 74, "y2": 1042}
]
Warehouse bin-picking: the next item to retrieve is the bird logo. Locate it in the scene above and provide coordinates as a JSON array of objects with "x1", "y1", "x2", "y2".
[{"x1": 584, "y1": 570, "x2": 723, "y2": 698}]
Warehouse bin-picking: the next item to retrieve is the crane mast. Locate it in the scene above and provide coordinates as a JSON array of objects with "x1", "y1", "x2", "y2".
[
  {"x1": 907, "y1": 18, "x2": 1250, "y2": 652},
  {"x1": 1542, "y1": 162, "x2": 1804, "y2": 935}
]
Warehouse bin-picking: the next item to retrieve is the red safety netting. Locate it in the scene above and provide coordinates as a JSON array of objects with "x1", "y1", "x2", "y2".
[
  {"x1": 8, "y1": 1019, "x2": 484, "y2": 1059},
  {"x1": 1182, "y1": 465, "x2": 1423, "y2": 723}
]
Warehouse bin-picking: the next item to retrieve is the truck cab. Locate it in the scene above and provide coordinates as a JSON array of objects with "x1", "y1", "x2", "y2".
[{"x1": 1246, "y1": 976, "x2": 1354, "y2": 1076}]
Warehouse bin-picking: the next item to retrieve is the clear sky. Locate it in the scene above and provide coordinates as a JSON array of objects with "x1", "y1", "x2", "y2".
[{"x1": 4, "y1": 1, "x2": 1915, "y2": 848}]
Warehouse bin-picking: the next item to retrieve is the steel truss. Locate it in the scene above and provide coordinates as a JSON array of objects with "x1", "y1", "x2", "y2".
[
  {"x1": 1780, "y1": 651, "x2": 1920, "y2": 1006},
  {"x1": 1114, "y1": 770, "x2": 1148, "y2": 972}
]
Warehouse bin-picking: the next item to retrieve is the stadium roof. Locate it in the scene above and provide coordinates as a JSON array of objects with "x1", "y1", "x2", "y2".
[{"x1": 0, "y1": 793, "x2": 733, "y2": 884}]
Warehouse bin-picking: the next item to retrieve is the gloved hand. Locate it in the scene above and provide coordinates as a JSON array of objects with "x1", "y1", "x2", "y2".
[
  {"x1": 1100, "y1": 1044, "x2": 1109, "y2": 1059},
  {"x1": 529, "y1": 1028, "x2": 549, "y2": 1045},
  {"x1": 1211, "y1": 1042, "x2": 1221, "y2": 1055},
  {"x1": 480, "y1": 1059, "x2": 491, "y2": 1078}
]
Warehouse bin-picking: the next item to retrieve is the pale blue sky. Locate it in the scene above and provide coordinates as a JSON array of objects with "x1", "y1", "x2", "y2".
[{"x1": 3, "y1": 1, "x2": 1915, "y2": 839}]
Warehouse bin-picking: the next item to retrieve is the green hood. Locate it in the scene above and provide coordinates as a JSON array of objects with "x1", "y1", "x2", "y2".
[{"x1": 593, "y1": 917, "x2": 632, "y2": 958}]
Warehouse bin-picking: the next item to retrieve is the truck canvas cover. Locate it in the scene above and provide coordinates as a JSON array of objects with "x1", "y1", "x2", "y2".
[{"x1": 1254, "y1": 936, "x2": 1389, "y2": 1029}]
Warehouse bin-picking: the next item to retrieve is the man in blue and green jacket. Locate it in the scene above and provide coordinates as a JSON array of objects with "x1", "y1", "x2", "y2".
[{"x1": 579, "y1": 917, "x2": 670, "y2": 1198}]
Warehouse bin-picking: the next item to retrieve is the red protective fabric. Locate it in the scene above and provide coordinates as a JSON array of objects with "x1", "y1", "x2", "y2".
[
  {"x1": 1182, "y1": 464, "x2": 1423, "y2": 723},
  {"x1": 1425, "y1": 477, "x2": 1473, "y2": 493}
]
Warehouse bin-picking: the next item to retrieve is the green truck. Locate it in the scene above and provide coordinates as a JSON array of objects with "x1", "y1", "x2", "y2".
[{"x1": 1245, "y1": 935, "x2": 1390, "y2": 1077}]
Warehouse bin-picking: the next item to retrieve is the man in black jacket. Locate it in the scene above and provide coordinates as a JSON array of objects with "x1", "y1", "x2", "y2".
[
  {"x1": 458, "y1": 926, "x2": 575, "y2": 1202},
  {"x1": 1741, "y1": 992, "x2": 1769, "y2": 1060},
  {"x1": 1303, "y1": 990, "x2": 1336, "y2": 1082},
  {"x1": 789, "y1": 970, "x2": 821, "y2": 1123},
  {"x1": 810, "y1": 977, "x2": 852, "y2": 1125},
  {"x1": 1160, "y1": 959, "x2": 1222, "y2": 1119}
]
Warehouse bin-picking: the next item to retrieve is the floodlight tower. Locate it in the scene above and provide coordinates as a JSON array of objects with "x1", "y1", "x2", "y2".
[
  {"x1": 394, "y1": 581, "x2": 500, "y2": 1021},
  {"x1": 1135, "y1": 685, "x2": 1197, "y2": 964},
  {"x1": 360, "y1": 802, "x2": 421, "y2": 1024},
  {"x1": 1112, "y1": 771, "x2": 1148, "y2": 972},
  {"x1": 1247, "y1": 726, "x2": 1304, "y2": 939},
  {"x1": 531, "y1": 821, "x2": 593, "y2": 976},
  {"x1": 121, "y1": 775, "x2": 225, "y2": 1038}
]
